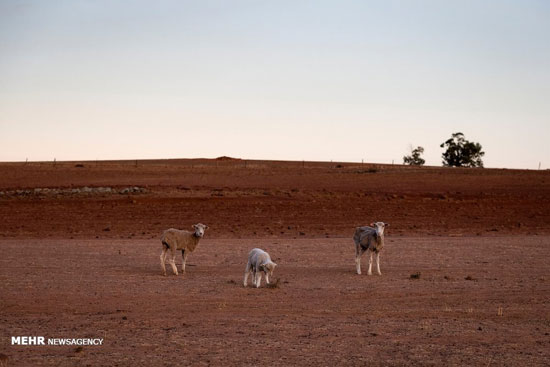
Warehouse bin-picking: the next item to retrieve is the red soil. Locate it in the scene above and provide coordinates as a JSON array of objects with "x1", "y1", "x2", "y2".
[
  {"x1": 0, "y1": 159, "x2": 548, "y2": 239},
  {"x1": 0, "y1": 159, "x2": 549, "y2": 365}
]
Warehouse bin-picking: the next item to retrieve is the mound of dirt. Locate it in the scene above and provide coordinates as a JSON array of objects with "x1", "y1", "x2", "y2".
[{"x1": 215, "y1": 156, "x2": 241, "y2": 161}]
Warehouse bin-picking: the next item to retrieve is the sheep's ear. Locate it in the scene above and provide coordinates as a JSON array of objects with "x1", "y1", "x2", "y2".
[
  {"x1": 272, "y1": 262, "x2": 277, "y2": 268},
  {"x1": 385, "y1": 223, "x2": 390, "y2": 227},
  {"x1": 370, "y1": 222, "x2": 375, "y2": 227},
  {"x1": 205, "y1": 225, "x2": 209, "y2": 229},
  {"x1": 192, "y1": 224, "x2": 197, "y2": 229}
]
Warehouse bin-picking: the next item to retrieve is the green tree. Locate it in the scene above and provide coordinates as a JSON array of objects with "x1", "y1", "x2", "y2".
[
  {"x1": 403, "y1": 146, "x2": 425, "y2": 166},
  {"x1": 440, "y1": 132, "x2": 484, "y2": 167}
]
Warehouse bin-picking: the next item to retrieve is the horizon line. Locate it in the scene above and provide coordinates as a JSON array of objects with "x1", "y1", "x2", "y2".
[{"x1": 0, "y1": 156, "x2": 546, "y2": 172}]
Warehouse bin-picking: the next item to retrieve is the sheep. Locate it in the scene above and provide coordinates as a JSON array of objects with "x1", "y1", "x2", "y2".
[
  {"x1": 243, "y1": 248, "x2": 277, "y2": 288},
  {"x1": 353, "y1": 222, "x2": 389, "y2": 275},
  {"x1": 160, "y1": 223, "x2": 208, "y2": 276}
]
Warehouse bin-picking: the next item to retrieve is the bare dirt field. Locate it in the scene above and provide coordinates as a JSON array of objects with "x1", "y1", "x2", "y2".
[{"x1": 1, "y1": 159, "x2": 549, "y2": 366}]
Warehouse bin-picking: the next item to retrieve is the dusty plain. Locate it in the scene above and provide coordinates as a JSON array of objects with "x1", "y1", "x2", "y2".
[{"x1": 1, "y1": 158, "x2": 549, "y2": 366}]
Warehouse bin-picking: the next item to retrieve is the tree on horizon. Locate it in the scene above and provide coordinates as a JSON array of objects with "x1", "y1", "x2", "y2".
[
  {"x1": 440, "y1": 132, "x2": 484, "y2": 167},
  {"x1": 403, "y1": 146, "x2": 425, "y2": 166}
]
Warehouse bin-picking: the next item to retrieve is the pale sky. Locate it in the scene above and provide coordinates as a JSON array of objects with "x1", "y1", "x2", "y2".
[{"x1": 1, "y1": 0, "x2": 549, "y2": 168}]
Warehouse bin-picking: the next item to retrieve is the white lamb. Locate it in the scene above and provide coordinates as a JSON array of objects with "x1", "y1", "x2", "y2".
[
  {"x1": 160, "y1": 223, "x2": 208, "y2": 276},
  {"x1": 243, "y1": 248, "x2": 277, "y2": 288}
]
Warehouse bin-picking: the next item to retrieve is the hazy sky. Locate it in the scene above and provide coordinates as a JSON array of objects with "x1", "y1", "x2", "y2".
[{"x1": 1, "y1": 0, "x2": 549, "y2": 168}]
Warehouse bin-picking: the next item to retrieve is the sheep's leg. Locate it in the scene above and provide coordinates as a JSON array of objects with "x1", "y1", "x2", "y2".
[
  {"x1": 367, "y1": 251, "x2": 373, "y2": 276},
  {"x1": 265, "y1": 272, "x2": 270, "y2": 285},
  {"x1": 243, "y1": 262, "x2": 251, "y2": 287},
  {"x1": 160, "y1": 247, "x2": 168, "y2": 276},
  {"x1": 356, "y1": 246, "x2": 366, "y2": 275},
  {"x1": 181, "y1": 249, "x2": 189, "y2": 273},
  {"x1": 255, "y1": 272, "x2": 262, "y2": 288},
  {"x1": 375, "y1": 252, "x2": 381, "y2": 275},
  {"x1": 169, "y1": 249, "x2": 178, "y2": 275},
  {"x1": 354, "y1": 242, "x2": 361, "y2": 257},
  {"x1": 183, "y1": 250, "x2": 189, "y2": 272}
]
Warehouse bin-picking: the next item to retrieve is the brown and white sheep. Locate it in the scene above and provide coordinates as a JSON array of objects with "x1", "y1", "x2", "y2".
[{"x1": 353, "y1": 222, "x2": 389, "y2": 275}]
